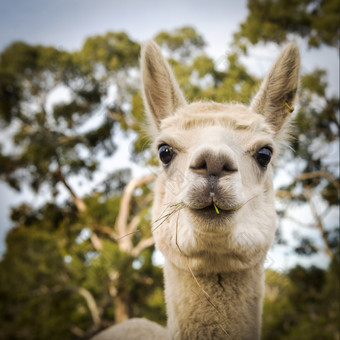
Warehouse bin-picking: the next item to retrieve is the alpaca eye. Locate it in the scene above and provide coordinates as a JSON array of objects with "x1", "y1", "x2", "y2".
[
  {"x1": 256, "y1": 147, "x2": 272, "y2": 168},
  {"x1": 158, "y1": 144, "x2": 174, "y2": 166}
]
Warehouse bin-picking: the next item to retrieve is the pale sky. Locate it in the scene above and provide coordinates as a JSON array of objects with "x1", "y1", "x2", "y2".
[
  {"x1": 0, "y1": 0, "x2": 247, "y2": 57},
  {"x1": 0, "y1": 0, "x2": 338, "y2": 267}
]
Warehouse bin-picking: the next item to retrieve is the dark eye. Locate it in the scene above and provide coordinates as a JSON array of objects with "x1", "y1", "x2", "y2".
[
  {"x1": 256, "y1": 147, "x2": 272, "y2": 168},
  {"x1": 158, "y1": 144, "x2": 174, "y2": 166}
]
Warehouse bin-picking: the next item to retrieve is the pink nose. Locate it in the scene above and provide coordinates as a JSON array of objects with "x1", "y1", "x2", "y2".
[{"x1": 189, "y1": 147, "x2": 238, "y2": 177}]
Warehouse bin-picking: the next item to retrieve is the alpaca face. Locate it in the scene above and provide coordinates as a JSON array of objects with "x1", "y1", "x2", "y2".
[
  {"x1": 155, "y1": 102, "x2": 275, "y2": 230},
  {"x1": 141, "y1": 41, "x2": 299, "y2": 273},
  {"x1": 151, "y1": 103, "x2": 277, "y2": 272}
]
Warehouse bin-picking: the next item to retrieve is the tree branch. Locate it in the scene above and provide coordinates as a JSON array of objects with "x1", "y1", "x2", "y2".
[
  {"x1": 131, "y1": 237, "x2": 155, "y2": 257},
  {"x1": 277, "y1": 183, "x2": 335, "y2": 259},
  {"x1": 306, "y1": 192, "x2": 333, "y2": 259},
  {"x1": 276, "y1": 190, "x2": 306, "y2": 200},
  {"x1": 55, "y1": 167, "x2": 86, "y2": 212},
  {"x1": 295, "y1": 170, "x2": 339, "y2": 191},
  {"x1": 115, "y1": 173, "x2": 155, "y2": 253},
  {"x1": 127, "y1": 215, "x2": 141, "y2": 235},
  {"x1": 92, "y1": 225, "x2": 118, "y2": 239},
  {"x1": 90, "y1": 232, "x2": 103, "y2": 251},
  {"x1": 77, "y1": 287, "x2": 102, "y2": 328},
  {"x1": 276, "y1": 170, "x2": 339, "y2": 201}
]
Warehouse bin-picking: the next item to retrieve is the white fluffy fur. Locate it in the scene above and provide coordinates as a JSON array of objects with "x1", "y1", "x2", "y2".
[{"x1": 92, "y1": 40, "x2": 300, "y2": 340}]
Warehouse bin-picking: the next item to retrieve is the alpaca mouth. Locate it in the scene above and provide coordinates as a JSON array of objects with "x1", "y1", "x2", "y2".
[{"x1": 189, "y1": 203, "x2": 236, "y2": 220}]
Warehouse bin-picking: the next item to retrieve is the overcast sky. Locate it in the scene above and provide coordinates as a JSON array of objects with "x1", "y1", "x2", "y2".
[
  {"x1": 0, "y1": 0, "x2": 248, "y2": 56},
  {"x1": 0, "y1": 0, "x2": 338, "y2": 267}
]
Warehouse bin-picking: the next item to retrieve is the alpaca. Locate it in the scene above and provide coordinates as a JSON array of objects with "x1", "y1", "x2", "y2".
[{"x1": 93, "y1": 41, "x2": 300, "y2": 340}]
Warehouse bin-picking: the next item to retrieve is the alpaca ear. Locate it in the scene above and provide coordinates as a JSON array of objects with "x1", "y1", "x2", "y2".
[
  {"x1": 250, "y1": 43, "x2": 300, "y2": 133},
  {"x1": 141, "y1": 40, "x2": 187, "y2": 130}
]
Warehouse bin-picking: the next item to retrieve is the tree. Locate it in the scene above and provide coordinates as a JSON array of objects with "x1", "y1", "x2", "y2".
[
  {"x1": 262, "y1": 255, "x2": 339, "y2": 339},
  {"x1": 234, "y1": 0, "x2": 339, "y2": 49},
  {"x1": 0, "y1": 34, "x2": 139, "y2": 206},
  {"x1": 0, "y1": 33, "x2": 164, "y2": 338}
]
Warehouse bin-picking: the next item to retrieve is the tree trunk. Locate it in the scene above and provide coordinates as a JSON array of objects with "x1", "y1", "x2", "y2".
[
  {"x1": 108, "y1": 264, "x2": 134, "y2": 324},
  {"x1": 114, "y1": 292, "x2": 132, "y2": 324}
]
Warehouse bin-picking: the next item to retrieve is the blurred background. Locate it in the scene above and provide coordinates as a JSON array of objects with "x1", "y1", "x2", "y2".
[{"x1": 0, "y1": 0, "x2": 339, "y2": 339}]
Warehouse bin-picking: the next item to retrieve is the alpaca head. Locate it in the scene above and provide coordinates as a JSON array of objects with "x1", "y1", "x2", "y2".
[{"x1": 141, "y1": 41, "x2": 300, "y2": 273}]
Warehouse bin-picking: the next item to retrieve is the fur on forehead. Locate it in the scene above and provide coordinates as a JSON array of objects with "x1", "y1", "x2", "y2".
[
  {"x1": 151, "y1": 101, "x2": 293, "y2": 159},
  {"x1": 159, "y1": 101, "x2": 273, "y2": 134}
]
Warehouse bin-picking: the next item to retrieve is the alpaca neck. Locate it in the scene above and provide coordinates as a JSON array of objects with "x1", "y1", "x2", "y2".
[{"x1": 163, "y1": 259, "x2": 264, "y2": 340}]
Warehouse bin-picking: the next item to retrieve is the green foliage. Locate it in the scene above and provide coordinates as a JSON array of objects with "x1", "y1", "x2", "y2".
[
  {"x1": 235, "y1": 0, "x2": 340, "y2": 49},
  {"x1": 155, "y1": 26, "x2": 205, "y2": 61},
  {"x1": 78, "y1": 32, "x2": 140, "y2": 73},
  {"x1": 130, "y1": 91, "x2": 153, "y2": 162},
  {"x1": 0, "y1": 226, "x2": 83, "y2": 340},
  {"x1": 1, "y1": 186, "x2": 165, "y2": 338},
  {"x1": 192, "y1": 55, "x2": 215, "y2": 78},
  {"x1": 262, "y1": 259, "x2": 339, "y2": 339}
]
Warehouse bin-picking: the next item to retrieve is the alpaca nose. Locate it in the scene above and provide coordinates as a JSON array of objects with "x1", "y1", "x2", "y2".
[{"x1": 189, "y1": 147, "x2": 238, "y2": 177}]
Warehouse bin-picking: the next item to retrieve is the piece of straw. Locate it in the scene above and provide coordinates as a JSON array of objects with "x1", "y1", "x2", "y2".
[{"x1": 213, "y1": 203, "x2": 220, "y2": 214}]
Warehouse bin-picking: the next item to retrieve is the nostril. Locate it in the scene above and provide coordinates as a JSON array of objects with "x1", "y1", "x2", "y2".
[
  {"x1": 191, "y1": 160, "x2": 207, "y2": 171},
  {"x1": 222, "y1": 164, "x2": 238, "y2": 173}
]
